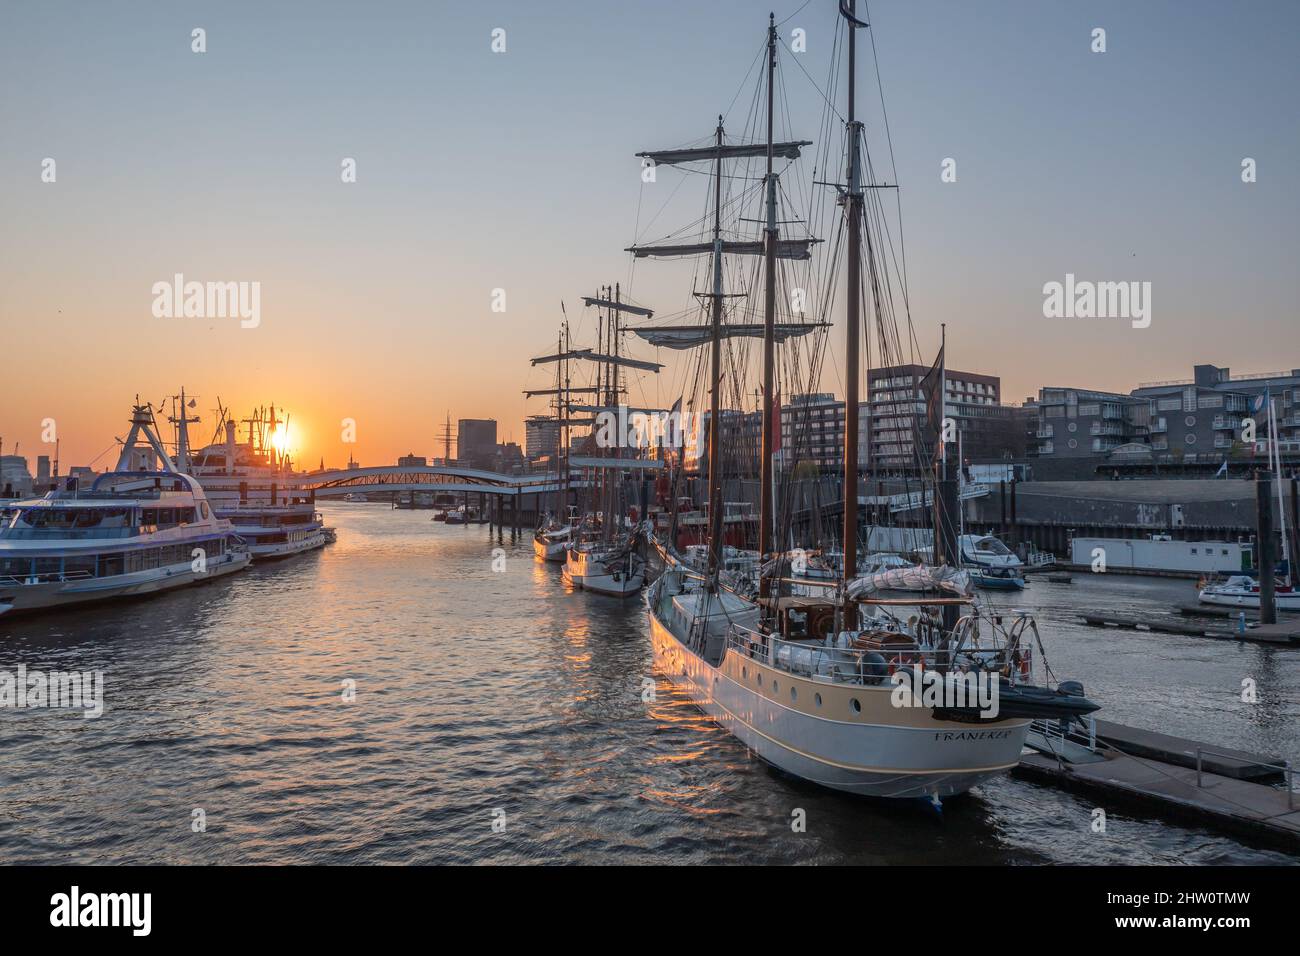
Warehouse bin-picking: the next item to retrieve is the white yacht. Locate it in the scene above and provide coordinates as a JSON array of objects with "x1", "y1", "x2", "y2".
[
  {"x1": 562, "y1": 538, "x2": 645, "y2": 597},
  {"x1": 1198, "y1": 574, "x2": 1300, "y2": 611},
  {"x1": 186, "y1": 402, "x2": 331, "y2": 561},
  {"x1": 958, "y1": 534, "x2": 1024, "y2": 570},
  {"x1": 0, "y1": 404, "x2": 250, "y2": 616}
]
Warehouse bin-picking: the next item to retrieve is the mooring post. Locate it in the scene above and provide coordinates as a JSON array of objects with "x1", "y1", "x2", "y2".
[{"x1": 1256, "y1": 471, "x2": 1277, "y2": 626}]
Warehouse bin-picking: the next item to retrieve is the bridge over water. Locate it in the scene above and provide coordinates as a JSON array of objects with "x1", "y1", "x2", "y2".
[{"x1": 298, "y1": 461, "x2": 660, "y2": 531}]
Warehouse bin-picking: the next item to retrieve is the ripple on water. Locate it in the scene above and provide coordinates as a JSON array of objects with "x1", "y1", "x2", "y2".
[{"x1": 0, "y1": 506, "x2": 1295, "y2": 863}]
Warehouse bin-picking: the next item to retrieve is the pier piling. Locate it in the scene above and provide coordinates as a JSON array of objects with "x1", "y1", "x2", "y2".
[{"x1": 1257, "y1": 472, "x2": 1277, "y2": 625}]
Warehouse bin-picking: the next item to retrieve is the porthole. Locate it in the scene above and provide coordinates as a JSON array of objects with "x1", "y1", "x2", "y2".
[
  {"x1": 814, "y1": 693, "x2": 823, "y2": 708},
  {"x1": 772, "y1": 680, "x2": 779, "y2": 695},
  {"x1": 1067, "y1": 439, "x2": 1077, "y2": 449},
  {"x1": 1185, "y1": 415, "x2": 1196, "y2": 427},
  {"x1": 1067, "y1": 422, "x2": 1077, "y2": 433},
  {"x1": 790, "y1": 686, "x2": 797, "y2": 703},
  {"x1": 757, "y1": 673, "x2": 763, "y2": 687},
  {"x1": 742, "y1": 666, "x2": 747, "y2": 680},
  {"x1": 1185, "y1": 434, "x2": 1197, "y2": 445},
  {"x1": 850, "y1": 698, "x2": 862, "y2": 714}
]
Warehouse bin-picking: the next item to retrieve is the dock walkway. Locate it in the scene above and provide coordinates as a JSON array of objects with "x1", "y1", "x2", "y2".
[{"x1": 1019, "y1": 720, "x2": 1298, "y2": 850}]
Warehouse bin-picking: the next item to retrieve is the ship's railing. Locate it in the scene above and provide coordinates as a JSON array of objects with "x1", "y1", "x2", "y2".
[
  {"x1": 725, "y1": 622, "x2": 971, "y2": 686},
  {"x1": 0, "y1": 570, "x2": 95, "y2": 587},
  {"x1": 0, "y1": 527, "x2": 141, "y2": 540}
]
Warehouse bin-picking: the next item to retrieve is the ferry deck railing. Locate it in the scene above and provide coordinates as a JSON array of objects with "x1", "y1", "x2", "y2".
[{"x1": 0, "y1": 570, "x2": 95, "y2": 587}]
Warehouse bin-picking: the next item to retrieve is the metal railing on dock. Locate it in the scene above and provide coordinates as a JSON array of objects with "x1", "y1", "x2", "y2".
[{"x1": 1196, "y1": 748, "x2": 1295, "y2": 810}]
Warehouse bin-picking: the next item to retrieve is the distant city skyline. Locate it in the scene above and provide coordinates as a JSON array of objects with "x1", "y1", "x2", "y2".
[{"x1": 3, "y1": 0, "x2": 1296, "y2": 469}]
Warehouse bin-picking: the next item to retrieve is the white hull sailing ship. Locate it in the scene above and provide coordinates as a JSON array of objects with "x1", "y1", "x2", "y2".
[
  {"x1": 0, "y1": 403, "x2": 250, "y2": 617},
  {"x1": 528, "y1": 291, "x2": 664, "y2": 597},
  {"x1": 636, "y1": 5, "x2": 1097, "y2": 801}
]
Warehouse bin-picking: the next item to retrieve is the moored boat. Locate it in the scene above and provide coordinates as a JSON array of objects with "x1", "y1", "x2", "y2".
[{"x1": 0, "y1": 403, "x2": 250, "y2": 616}]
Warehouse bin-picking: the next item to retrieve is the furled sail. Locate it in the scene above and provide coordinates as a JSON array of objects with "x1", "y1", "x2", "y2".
[
  {"x1": 846, "y1": 565, "x2": 972, "y2": 599},
  {"x1": 625, "y1": 238, "x2": 821, "y2": 261},
  {"x1": 522, "y1": 386, "x2": 600, "y2": 397},
  {"x1": 581, "y1": 296, "x2": 653, "y2": 318},
  {"x1": 637, "y1": 141, "x2": 812, "y2": 165},
  {"x1": 530, "y1": 349, "x2": 663, "y2": 373},
  {"x1": 628, "y1": 323, "x2": 827, "y2": 350}
]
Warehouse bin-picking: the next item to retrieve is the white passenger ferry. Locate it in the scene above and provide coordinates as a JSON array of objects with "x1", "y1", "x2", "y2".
[
  {"x1": 187, "y1": 403, "x2": 331, "y2": 560},
  {"x1": 0, "y1": 404, "x2": 250, "y2": 616}
]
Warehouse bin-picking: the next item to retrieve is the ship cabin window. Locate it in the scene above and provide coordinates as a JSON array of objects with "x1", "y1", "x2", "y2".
[
  {"x1": 0, "y1": 557, "x2": 32, "y2": 577},
  {"x1": 200, "y1": 503, "x2": 209, "y2": 520},
  {"x1": 64, "y1": 555, "x2": 97, "y2": 577},
  {"x1": 34, "y1": 557, "x2": 62, "y2": 575},
  {"x1": 99, "y1": 553, "x2": 125, "y2": 577}
]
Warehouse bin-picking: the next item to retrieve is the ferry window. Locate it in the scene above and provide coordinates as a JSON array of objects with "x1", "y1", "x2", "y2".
[
  {"x1": 0, "y1": 557, "x2": 31, "y2": 576},
  {"x1": 1190, "y1": 548, "x2": 1197, "y2": 554},
  {"x1": 1222, "y1": 549, "x2": 1229, "y2": 555},
  {"x1": 64, "y1": 556, "x2": 96, "y2": 577},
  {"x1": 159, "y1": 509, "x2": 175, "y2": 525},
  {"x1": 142, "y1": 509, "x2": 158, "y2": 527},
  {"x1": 814, "y1": 693, "x2": 823, "y2": 709},
  {"x1": 143, "y1": 548, "x2": 160, "y2": 570},
  {"x1": 200, "y1": 503, "x2": 209, "y2": 519},
  {"x1": 100, "y1": 554, "x2": 125, "y2": 577},
  {"x1": 35, "y1": 557, "x2": 63, "y2": 575},
  {"x1": 850, "y1": 698, "x2": 861, "y2": 714},
  {"x1": 790, "y1": 687, "x2": 797, "y2": 703},
  {"x1": 179, "y1": 508, "x2": 196, "y2": 524}
]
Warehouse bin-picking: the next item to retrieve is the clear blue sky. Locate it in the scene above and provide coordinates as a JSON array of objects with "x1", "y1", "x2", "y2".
[{"x1": 1, "y1": 0, "x2": 1296, "y2": 466}]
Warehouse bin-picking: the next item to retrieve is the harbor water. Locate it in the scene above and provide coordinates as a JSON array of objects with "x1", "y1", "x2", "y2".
[{"x1": 1, "y1": 504, "x2": 1296, "y2": 864}]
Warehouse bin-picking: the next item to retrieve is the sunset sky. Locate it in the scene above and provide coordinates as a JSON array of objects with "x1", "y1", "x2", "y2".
[{"x1": 2, "y1": 0, "x2": 1296, "y2": 471}]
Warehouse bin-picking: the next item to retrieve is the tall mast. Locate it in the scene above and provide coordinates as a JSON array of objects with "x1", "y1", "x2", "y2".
[
  {"x1": 842, "y1": 0, "x2": 866, "y2": 611},
  {"x1": 706, "y1": 116, "x2": 726, "y2": 590},
  {"x1": 562, "y1": 318, "x2": 571, "y2": 516},
  {"x1": 759, "y1": 13, "x2": 778, "y2": 603}
]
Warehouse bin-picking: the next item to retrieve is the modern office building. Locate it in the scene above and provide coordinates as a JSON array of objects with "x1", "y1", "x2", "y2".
[
  {"x1": 1028, "y1": 387, "x2": 1149, "y2": 459},
  {"x1": 456, "y1": 419, "x2": 497, "y2": 469},
  {"x1": 525, "y1": 415, "x2": 561, "y2": 461},
  {"x1": 867, "y1": 364, "x2": 1012, "y2": 469},
  {"x1": 1132, "y1": 364, "x2": 1300, "y2": 458}
]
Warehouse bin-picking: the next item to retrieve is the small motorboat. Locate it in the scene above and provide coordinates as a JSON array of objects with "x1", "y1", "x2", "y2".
[{"x1": 970, "y1": 567, "x2": 1026, "y2": 590}]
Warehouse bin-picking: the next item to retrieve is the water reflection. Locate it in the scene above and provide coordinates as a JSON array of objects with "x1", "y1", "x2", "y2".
[{"x1": 0, "y1": 505, "x2": 1294, "y2": 864}]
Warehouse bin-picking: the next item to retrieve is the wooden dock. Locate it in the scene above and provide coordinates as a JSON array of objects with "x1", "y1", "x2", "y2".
[
  {"x1": 1080, "y1": 611, "x2": 1299, "y2": 644},
  {"x1": 1091, "y1": 719, "x2": 1284, "y2": 781},
  {"x1": 1016, "y1": 749, "x2": 1300, "y2": 850},
  {"x1": 1019, "y1": 718, "x2": 1297, "y2": 850}
]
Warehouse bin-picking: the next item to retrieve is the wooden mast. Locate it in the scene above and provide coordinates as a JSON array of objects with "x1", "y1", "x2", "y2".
[
  {"x1": 759, "y1": 13, "x2": 778, "y2": 605},
  {"x1": 706, "y1": 117, "x2": 726, "y2": 591},
  {"x1": 842, "y1": 0, "x2": 866, "y2": 621}
]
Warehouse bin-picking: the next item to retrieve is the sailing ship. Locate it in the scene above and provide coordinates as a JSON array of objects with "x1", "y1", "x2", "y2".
[
  {"x1": 638, "y1": 5, "x2": 1098, "y2": 800},
  {"x1": 529, "y1": 291, "x2": 664, "y2": 596},
  {"x1": 0, "y1": 403, "x2": 250, "y2": 616}
]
